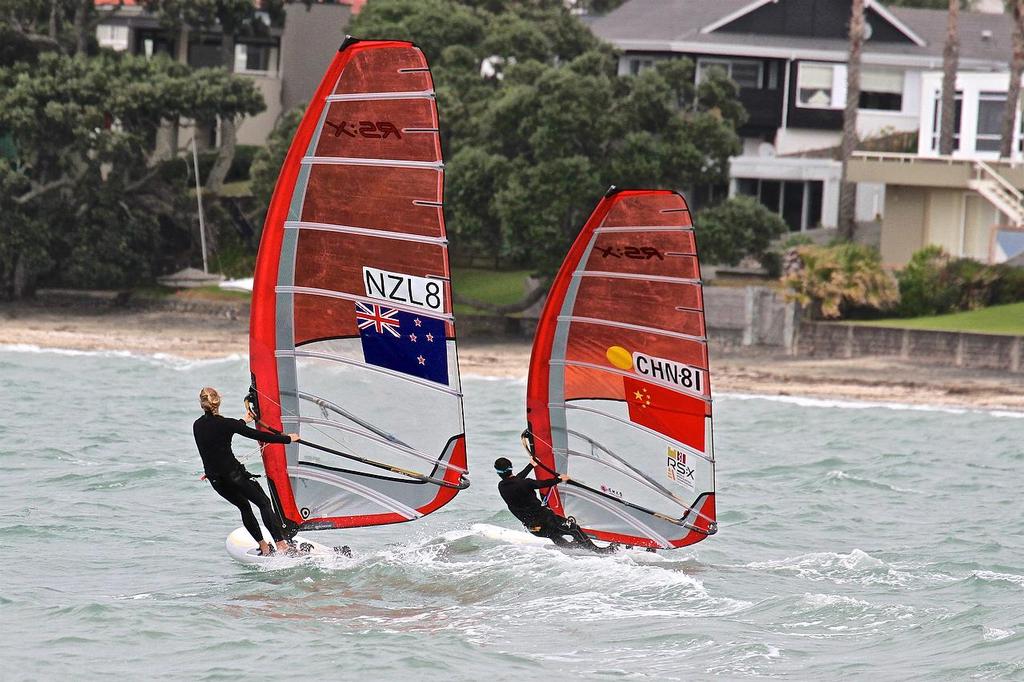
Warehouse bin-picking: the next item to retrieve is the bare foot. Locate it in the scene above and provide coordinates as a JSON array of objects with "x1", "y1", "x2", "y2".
[
  {"x1": 275, "y1": 540, "x2": 289, "y2": 553},
  {"x1": 258, "y1": 541, "x2": 272, "y2": 556}
]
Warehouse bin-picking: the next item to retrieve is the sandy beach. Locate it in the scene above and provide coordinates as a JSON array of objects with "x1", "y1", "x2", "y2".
[{"x1": 2, "y1": 304, "x2": 1023, "y2": 412}]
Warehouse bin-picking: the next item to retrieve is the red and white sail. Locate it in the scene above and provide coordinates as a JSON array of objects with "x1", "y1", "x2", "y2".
[
  {"x1": 249, "y1": 38, "x2": 468, "y2": 532},
  {"x1": 526, "y1": 189, "x2": 717, "y2": 549}
]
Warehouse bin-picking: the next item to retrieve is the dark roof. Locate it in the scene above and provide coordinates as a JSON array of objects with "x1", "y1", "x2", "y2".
[{"x1": 590, "y1": 0, "x2": 1013, "y2": 67}]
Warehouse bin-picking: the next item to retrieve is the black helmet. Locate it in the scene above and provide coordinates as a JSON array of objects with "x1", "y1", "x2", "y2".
[{"x1": 494, "y1": 457, "x2": 513, "y2": 476}]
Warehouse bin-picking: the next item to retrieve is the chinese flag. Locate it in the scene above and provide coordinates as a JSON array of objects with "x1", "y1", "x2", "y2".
[{"x1": 623, "y1": 376, "x2": 707, "y2": 453}]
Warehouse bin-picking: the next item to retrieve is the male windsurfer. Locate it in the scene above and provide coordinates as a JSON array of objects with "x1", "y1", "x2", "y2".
[
  {"x1": 494, "y1": 431, "x2": 618, "y2": 554},
  {"x1": 193, "y1": 387, "x2": 298, "y2": 556}
]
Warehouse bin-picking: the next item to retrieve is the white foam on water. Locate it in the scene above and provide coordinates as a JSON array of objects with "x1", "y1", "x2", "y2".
[
  {"x1": 983, "y1": 627, "x2": 1014, "y2": 642},
  {"x1": 745, "y1": 549, "x2": 955, "y2": 588},
  {"x1": 719, "y1": 391, "x2": 1024, "y2": 418},
  {"x1": 0, "y1": 344, "x2": 245, "y2": 370},
  {"x1": 972, "y1": 570, "x2": 1024, "y2": 587}
]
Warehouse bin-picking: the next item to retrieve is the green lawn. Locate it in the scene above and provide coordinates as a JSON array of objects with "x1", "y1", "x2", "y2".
[
  {"x1": 854, "y1": 302, "x2": 1024, "y2": 336},
  {"x1": 451, "y1": 267, "x2": 531, "y2": 314}
]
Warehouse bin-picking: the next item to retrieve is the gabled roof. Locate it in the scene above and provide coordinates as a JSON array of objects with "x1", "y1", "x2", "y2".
[
  {"x1": 699, "y1": 0, "x2": 924, "y2": 46},
  {"x1": 591, "y1": 0, "x2": 1012, "y2": 68}
]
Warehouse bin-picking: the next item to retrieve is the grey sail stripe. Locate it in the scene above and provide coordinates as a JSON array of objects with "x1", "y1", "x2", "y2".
[
  {"x1": 560, "y1": 486, "x2": 672, "y2": 548},
  {"x1": 549, "y1": 359, "x2": 709, "y2": 403},
  {"x1": 555, "y1": 402, "x2": 713, "y2": 464},
  {"x1": 572, "y1": 270, "x2": 702, "y2": 286},
  {"x1": 292, "y1": 464, "x2": 422, "y2": 520},
  {"x1": 281, "y1": 415, "x2": 467, "y2": 474},
  {"x1": 594, "y1": 226, "x2": 694, "y2": 234},
  {"x1": 284, "y1": 220, "x2": 447, "y2": 246},
  {"x1": 325, "y1": 90, "x2": 434, "y2": 102},
  {"x1": 277, "y1": 348, "x2": 463, "y2": 397},
  {"x1": 276, "y1": 286, "x2": 455, "y2": 322},
  {"x1": 301, "y1": 155, "x2": 443, "y2": 171},
  {"x1": 556, "y1": 315, "x2": 707, "y2": 344}
]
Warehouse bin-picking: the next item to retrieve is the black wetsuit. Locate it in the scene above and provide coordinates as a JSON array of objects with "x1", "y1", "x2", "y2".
[
  {"x1": 497, "y1": 463, "x2": 608, "y2": 552},
  {"x1": 193, "y1": 413, "x2": 291, "y2": 543}
]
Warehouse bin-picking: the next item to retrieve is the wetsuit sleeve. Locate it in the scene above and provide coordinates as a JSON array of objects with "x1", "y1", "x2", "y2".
[
  {"x1": 515, "y1": 463, "x2": 534, "y2": 479},
  {"x1": 530, "y1": 477, "x2": 561, "y2": 489},
  {"x1": 231, "y1": 419, "x2": 292, "y2": 445}
]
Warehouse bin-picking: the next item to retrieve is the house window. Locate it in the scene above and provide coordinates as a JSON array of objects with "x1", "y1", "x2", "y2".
[
  {"x1": 976, "y1": 92, "x2": 1006, "y2": 153},
  {"x1": 133, "y1": 29, "x2": 175, "y2": 59},
  {"x1": 96, "y1": 24, "x2": 128, "y2": 52},
  {"x1": 697, "y1": 58, "x2": 763, "y2": 89},
  {"x1": 859, "y1": 69, "x2": 903, "y2": 111},
  {"x1": 234, "y1": 42, "x2": 278, "y2": 75},
  {"x1": 628, "y1": 57, "x2": 655, "y2": 75},
  {"x1": 797, "y1": 63, "x2": 842, "y2": 109},
  {"x1": 735, "y1": 178, "x2": 824, "y2": 231},
  {"x1": 930, "y1": 92, "x2": 962, "y2": 152}
]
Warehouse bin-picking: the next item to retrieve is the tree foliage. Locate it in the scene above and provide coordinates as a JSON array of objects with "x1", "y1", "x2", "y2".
[
  {"x1": 695, "y1": 196, "x2": 787, "y2": 268},
  {"x1": 896, "y1": 245, "x2": 1024, "y2": 316},
  {"x1": 352, "y1": 0, "x2": 745, "y2": 281},
  {"x1": 0, "y1": 48, "x2": 264, "y2": 297},
  {"x1": 782, "y1": 243, "x2": 899, "y2": 319}
]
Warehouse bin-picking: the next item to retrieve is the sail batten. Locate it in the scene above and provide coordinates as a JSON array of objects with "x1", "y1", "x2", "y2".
[
  {"x1": 527, "y1": 189, "x2": 717, "y2": 550},
  {"x1": 250, "y1": 40, "x2": 468, "y2": 533}
]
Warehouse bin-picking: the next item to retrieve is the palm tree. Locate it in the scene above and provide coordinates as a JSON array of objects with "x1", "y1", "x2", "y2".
[
  {"x1": 839, "y1": 0, "x2": 865, "y2": 240},
  {"x1": 938, "y1": 0, "x2": 960, "y2": 155},
  {"x1": 999, "y1": 1, "x2": 1024, "y2": 159}
]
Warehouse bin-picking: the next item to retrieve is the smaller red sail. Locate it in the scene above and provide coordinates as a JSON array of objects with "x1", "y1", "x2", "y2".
[
  {"x1": 249, "y1": 38, "x2": 468, "y2": 534},
  {"x1": 526, "y1": 189, "x2": 717, "y2": 549}
]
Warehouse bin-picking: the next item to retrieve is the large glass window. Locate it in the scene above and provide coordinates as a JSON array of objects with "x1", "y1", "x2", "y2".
[
  {"x1": 859, "y1": 69, "x2": 903, "y2": 111},
  {"x1": 930, "y1": 92, "x2": 962, "y2": 152},
  {"x1": 697, "y1": 58, "x2": 763, "y2": 89},
  {"x1": 797, "y1": 63, "x2": 836, "y2": 108},
  {"x1": 234, "y1": 42, "x2": 278, "y2": 74},
  {"x1": 96, "y1": 24, "x2": 128, "y2": 51},
  {"x1": 733, "y1": 179, "x2": 824, "y2": 231},
  {"x1": 976, "y1": 92, "x2": 1006, "y2": 153},
  {"x1": 628, "y1": 57, "x2": 655, "y2": 76}
]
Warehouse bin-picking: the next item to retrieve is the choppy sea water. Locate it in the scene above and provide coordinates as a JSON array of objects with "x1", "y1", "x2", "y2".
[{"x1": 0, "y1": 346, "x2": 1022, "y2": 680}]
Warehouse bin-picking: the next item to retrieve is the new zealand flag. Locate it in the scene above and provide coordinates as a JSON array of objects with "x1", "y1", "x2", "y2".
[{"x1": 355, "y1": 302, "x2": 449, "y2": 385}]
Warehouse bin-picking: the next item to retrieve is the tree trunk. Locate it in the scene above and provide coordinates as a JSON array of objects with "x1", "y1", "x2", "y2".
[
  {"x1": 999, "y1": 1, "x2": 1024, "y2": 159},
  {"x1": 48, "y1": 0, "x2": 59, "y2": 40},
  {"x1": 938, "y1": 0, "x2": 960, "y2": 156},
  {"x1": 73, "y1": 0, "x2": 90, "y2": 55},
  {"x1": 838, "y1": 0, "x2": 864, "y2": 241},
  {"x1": 204, "y1": 31, "x2": 238, "y2": 194},
  {"x1": 12, "y1": 253, "x2": 32, "y2": 300}
]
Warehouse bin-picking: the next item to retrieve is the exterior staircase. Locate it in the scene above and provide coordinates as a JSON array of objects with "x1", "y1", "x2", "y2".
[{"x1": 968, "y1": 160, "x2": 1024, "y2": 227}]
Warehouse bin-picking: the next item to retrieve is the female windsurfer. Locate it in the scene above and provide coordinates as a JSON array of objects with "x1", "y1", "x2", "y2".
[{"x1": 193, "y1": 387, "x2": 299, "y2": 556}]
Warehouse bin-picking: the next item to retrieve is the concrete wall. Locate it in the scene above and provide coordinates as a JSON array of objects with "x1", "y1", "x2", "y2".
[
  {"x1": 281, "y1": 4, "x2": 353, "y2": 113},
  {"x1": 796, "y1": 321, "x2": 1023, "y2": 373},
  {"x1": 880, "y1": 186, "x2": 928, "y2": 265},
  {"x1": 704, "y1": 286, "x2": 796, "y2": 348},
  {"x1": 237, "y1": 74, "x2": 282, "y2": 146}
]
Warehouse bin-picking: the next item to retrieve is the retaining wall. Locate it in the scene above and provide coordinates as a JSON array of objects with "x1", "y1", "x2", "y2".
[{"x1": 796, "y1": 322, "x2": 1023, "y2": 373}]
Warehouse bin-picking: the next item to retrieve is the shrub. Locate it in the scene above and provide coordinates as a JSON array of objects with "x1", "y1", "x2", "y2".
[
  {"x1": 896, "y1": 245, "x2": 956, "y2": 317},
  {"x1": 782, "y1": 243, "x2": 899, "y2": 319},
  {"x1": 696, "y1": 195, "x2": 788, "y2": 269},
  {"x1": 896, "y1": 246, "x2": 1024, "y2": 317}
]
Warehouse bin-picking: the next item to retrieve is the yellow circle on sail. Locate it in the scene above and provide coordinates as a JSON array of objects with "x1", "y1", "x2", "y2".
[{"x1": 606, "y1": 345, "x2": 633, "y2": 370}]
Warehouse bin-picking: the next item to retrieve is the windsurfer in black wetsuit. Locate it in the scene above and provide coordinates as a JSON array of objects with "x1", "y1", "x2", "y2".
[
  {"x1": 494, "y1": 431, "x2": 618, "y2": 554},
  {"x1": 193, "y1": 387, "x2": 298, "y2": 556}
]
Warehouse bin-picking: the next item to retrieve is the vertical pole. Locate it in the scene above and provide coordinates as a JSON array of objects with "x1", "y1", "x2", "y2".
[{"x1": 191, "y1": 136, "x2": 209, "y2": 274}]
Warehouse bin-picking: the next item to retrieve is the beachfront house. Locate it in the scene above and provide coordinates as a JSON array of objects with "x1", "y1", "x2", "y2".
[
  {"x1": 590, "y1": 0, "x2": 1023, "y2": 264},
  {"x1": 93, "y1": 0, "x2": 364, "y2": 147}
]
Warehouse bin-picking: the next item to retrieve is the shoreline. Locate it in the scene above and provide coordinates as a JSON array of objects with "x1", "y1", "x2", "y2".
[{"x1": 3, "y1": 304, "x2": 1023, "y2": 412}]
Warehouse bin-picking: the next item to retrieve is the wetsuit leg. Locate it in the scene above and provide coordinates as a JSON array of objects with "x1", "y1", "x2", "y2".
[
  {"x1": 229, "y1": 471, "x2": 286, "y2": 543},
  {"x1": 210, "y1": 477, "x2": 264, "y2": 544}
]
